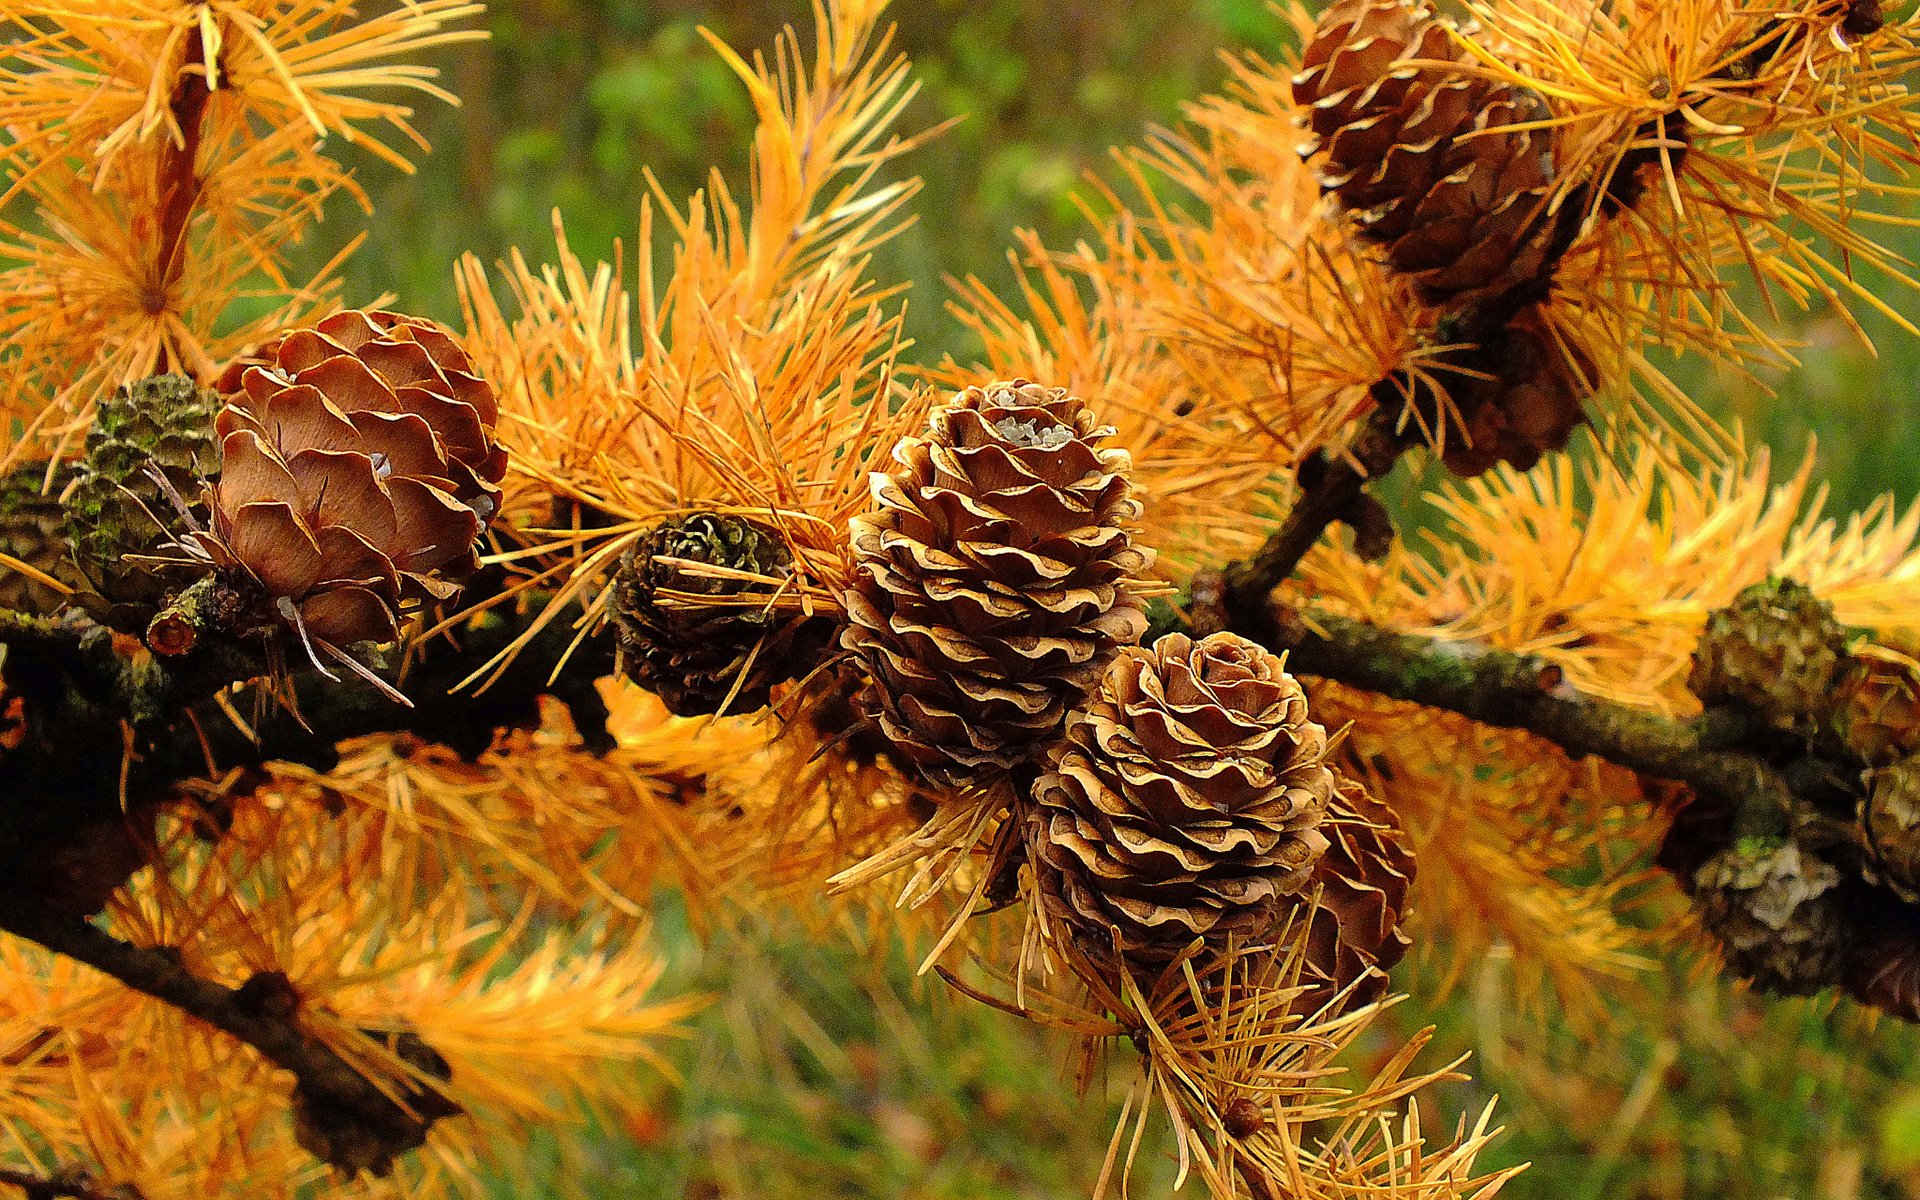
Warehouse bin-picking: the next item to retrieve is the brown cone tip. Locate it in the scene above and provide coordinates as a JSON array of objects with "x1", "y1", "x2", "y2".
[
  {"x1": 1865, "y1": 756, "x2": 1920, "y2": 900},
  {"x1": 842, "y1": 379, "x2": 1151, "y2": 790},
  {"x1": 1295, "y1": 767, "x2": 1415, "y2": 1014},
  {"x1": 1839, "y1": 651, "x2": 1920, "y2": 767},
  {"x1": 1030, "y1": 631, "x2": 1336, "y2": 968},
  {"x1": 1436, "y1": 311, "x2": 1594, "y2": 477},
  {"x1": 194, "y1": 310, "x2": 505, "y2": 650},
  {"x1": 1689, "y1": 577, "x2": 1847, "y2": 734},
  {"x1": 1293, "y1": 0, "x2": 1562, "y2": 305},
  {"x1": 1693, "y1": 840, "x2": 1846, "y2": 997}
]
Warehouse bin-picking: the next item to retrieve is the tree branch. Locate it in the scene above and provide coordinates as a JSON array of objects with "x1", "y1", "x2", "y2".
[
  {"x1": 1199, "y1": 408, "x2": 1411, "y2": 638},
  {"x1": 0, "y1": 897, "x2": 457, "y2": 1177},
  {"x1": 0, "y1": 1166, "x2": 125, "y2": 1200},
  {"x1": 1239, "y1": 601, "x2": 1920, "y2": 1021},
  {"x1": 0, "y1": 577, "x2": 616, "y2": 914},
  {"x1": 1259, "y1": 605, "x2": 1799, "y2": 835}
]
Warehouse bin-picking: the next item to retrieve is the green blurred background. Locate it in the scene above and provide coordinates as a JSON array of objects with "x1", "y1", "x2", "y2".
[{"x1": 296, "y1": 1, "x2": 1920, "y2": 1195}]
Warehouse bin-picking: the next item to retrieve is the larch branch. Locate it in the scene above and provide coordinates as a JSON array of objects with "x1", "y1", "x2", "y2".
[
  {"x1": 1199, "y1": 407, "x2": 1411, "y2": 637},
  {"x1": 1253, "y1": 604, "x2": 1798, "y2": 832},
  {"x1": 0, "y1": 898, "x2": 455, "y2": 1176},
  {"x1": 0, "y1": 1167, "x2": 126, "y2": 1200}
]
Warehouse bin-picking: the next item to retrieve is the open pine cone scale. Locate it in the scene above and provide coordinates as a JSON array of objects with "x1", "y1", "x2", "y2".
[
  {"x1": 1031, "y1": 632, "x2": 1337, "y2": 967},
  {"x1": 843, "y1": 380, "x2": 1150, "y2": 790},
  {"x1": 191, "y1": 310, "x2": 505, "y2": 650}
]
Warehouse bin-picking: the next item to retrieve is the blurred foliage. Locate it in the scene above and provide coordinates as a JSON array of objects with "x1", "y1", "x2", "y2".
[
  {"x1": 309, "y1": 0, "x2": 1287, "y2": 358},
  {"x1": 295, "y1": 0, "x2": 1920, "y2": 1195},
  {"x1": 1400, "y1": 941, "x2": 1920, "y2": 1200},
  {"x1": 483, "y1": 895, "x2": 1179, "y2": 1200}
]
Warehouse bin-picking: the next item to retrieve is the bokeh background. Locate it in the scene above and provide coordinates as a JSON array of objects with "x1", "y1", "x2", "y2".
[{"x1": 289, "y1": 1, "x2": 1920, "y2": 1195}]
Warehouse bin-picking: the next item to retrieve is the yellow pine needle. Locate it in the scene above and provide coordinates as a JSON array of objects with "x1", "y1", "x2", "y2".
[
  {"x1": 1300, "y1": 424, "x2": 1920, "y2": 733},
  {"x1": 457, "y1": 0, "x2": 943, "y2": 675},
  {"x1": 0, "y1": 0, "x2": 474, "y2": 444},
  {"x1": 14, "y1": 794, "x2": 703, "y2": 1197},
  {"x1": 1442, "y1": 0, "x2": 1920, "y2": 364},
  {"x1": 1309, "y1": 684, "x2": 1660, "y2": 1021},
  {"x1": 11, "y1": 1, "x2": 1920, "y2": 1196},
  {"x1": 0, "y1": 0, "x2": 483, "y2": 174},
  {"x1": 0, "y1": 551, "x2": 73, "y2": 596}
]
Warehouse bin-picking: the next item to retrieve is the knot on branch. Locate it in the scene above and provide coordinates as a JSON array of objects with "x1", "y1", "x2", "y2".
[
  {"x1": 290, "y1": 1026, "x2": 460, "y2": 1178},
  {"x1": 0, "y1": 904, "x2": 468, "y2": 1183},
  {"x1": 1192, "y1": 408, "x2": 1412, "y2": 640},
  {"x1": 145, "y1": 576, "x2": 252, "y2": 658}
]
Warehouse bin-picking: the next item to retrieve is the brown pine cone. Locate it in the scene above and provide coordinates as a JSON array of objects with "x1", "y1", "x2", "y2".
[
  {"x1": 190, "y1": 310, "x2": 505, "y2": 651},
  {"x1": 1837, "y1": 649, "x2": 1920, "y2": 767},
  {"x1": 1689, "y1": 577, "x2": 1848, "y2": 735},
  {"x1": 1295, "y1": 768, "x2": 1415, "y2": 1014},
  {"x1": 1029, "y1": 632, "x2": 1335, "y2": 969},
  {"x1": 842, "y1": 380, "x2": 1150, "y2": 791},
  {"x1": 1293, "y1": 0, "x2": 1562, "y2": 305},
  {"x1": 1864, "y1": 755, "x2": 1920, "y2": 899},
  {"x1": 1432, "y1": 311, "x2": 1592, "y2": 476},
  {"x1": 0, "y1": 462, "x2": 81, "y2": 615}
]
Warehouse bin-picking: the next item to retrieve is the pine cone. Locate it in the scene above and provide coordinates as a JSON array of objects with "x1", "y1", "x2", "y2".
[
  {"x1": 63, "y1": 374, "x2": 219, "y2": 619},
  {"x1": 1688, "y1": 578, "x2": 1848, "y2": 734},
  {"x1": 1864, "y1": 755, "x2": 1920, "y2": 899},
  {"x1": 0, "y1": 462, "x2": 81, "y2": 615},
  {"x1": 1293, "y1": 0, "x2": 1562, "y2": 305},
  {"x1": 1433, "y1": 312, "x2": 1592, "y2": 476},
  {"x1": 1693, "y1": 840, "x2": 1846, "y2": 996},
  {"x1": 1295, "y1": 769, "x2": 1414, "y2": 1014},
  {"x1": 612, "y1": 514, "x2": 824, "y2": 716},
  {"x1": 191, "y1": 310, "x2": 504, "y2": 651},
  {"x1": 842, "y1": 380, "x2": 1150, "y2": 791},
  {"x1": 1846, "y1": 0, "x2": 1886, "y2": 40},
  {"x1": 1029, "y1": 632, "x2": 1335, "y2": 968},
  {"x1": 1837, "y1": 650, "x2": 1920, "y2": 767}
]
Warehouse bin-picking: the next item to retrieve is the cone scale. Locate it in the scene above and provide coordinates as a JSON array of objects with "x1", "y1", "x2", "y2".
[
  {"x1": 184, "y1": 310, "x2": 506, "y2": 655},
  {"x1": 842, "y1": 380, "x2": 1150, "y2": 791},
  {"x1": 1029, "y1": 632, "x2": 1337, "y2": 969}
]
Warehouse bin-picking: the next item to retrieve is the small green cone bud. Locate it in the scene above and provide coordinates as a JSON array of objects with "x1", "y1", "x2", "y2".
[
  {"x1": 1693, "y1": 839, "x2": 1846, "y2": 996},
  {"x1": 63, "y1": 374, "x2": 219, "y2": 622},
  {"x1": 612, "y1": 513, "x2": 824, "y2": 717},
  {"x1": 1688, "y1": 577, "x2": 1847, "y2": 734},
  {"x1": 1864, "y1": 754, "x2": 1920, "y2": 899},
  {"x1": 0, "y1": 462, "x2": 81, "y2": 615}
]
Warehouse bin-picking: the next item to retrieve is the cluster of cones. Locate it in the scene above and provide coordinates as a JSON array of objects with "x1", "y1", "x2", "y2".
[
  {"x1": 0, "y1": 310, "x2": 505, "y2": 931},
  {"x1": 0, "y1": 310, "x2": 505, "y2": 673},
  {"x1": 1669, "y1": 578, "x2": 1920, "y2": 1019},
  {"x1": 610, "y1": 379, "x2": 1416, "y2": 1021}
]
